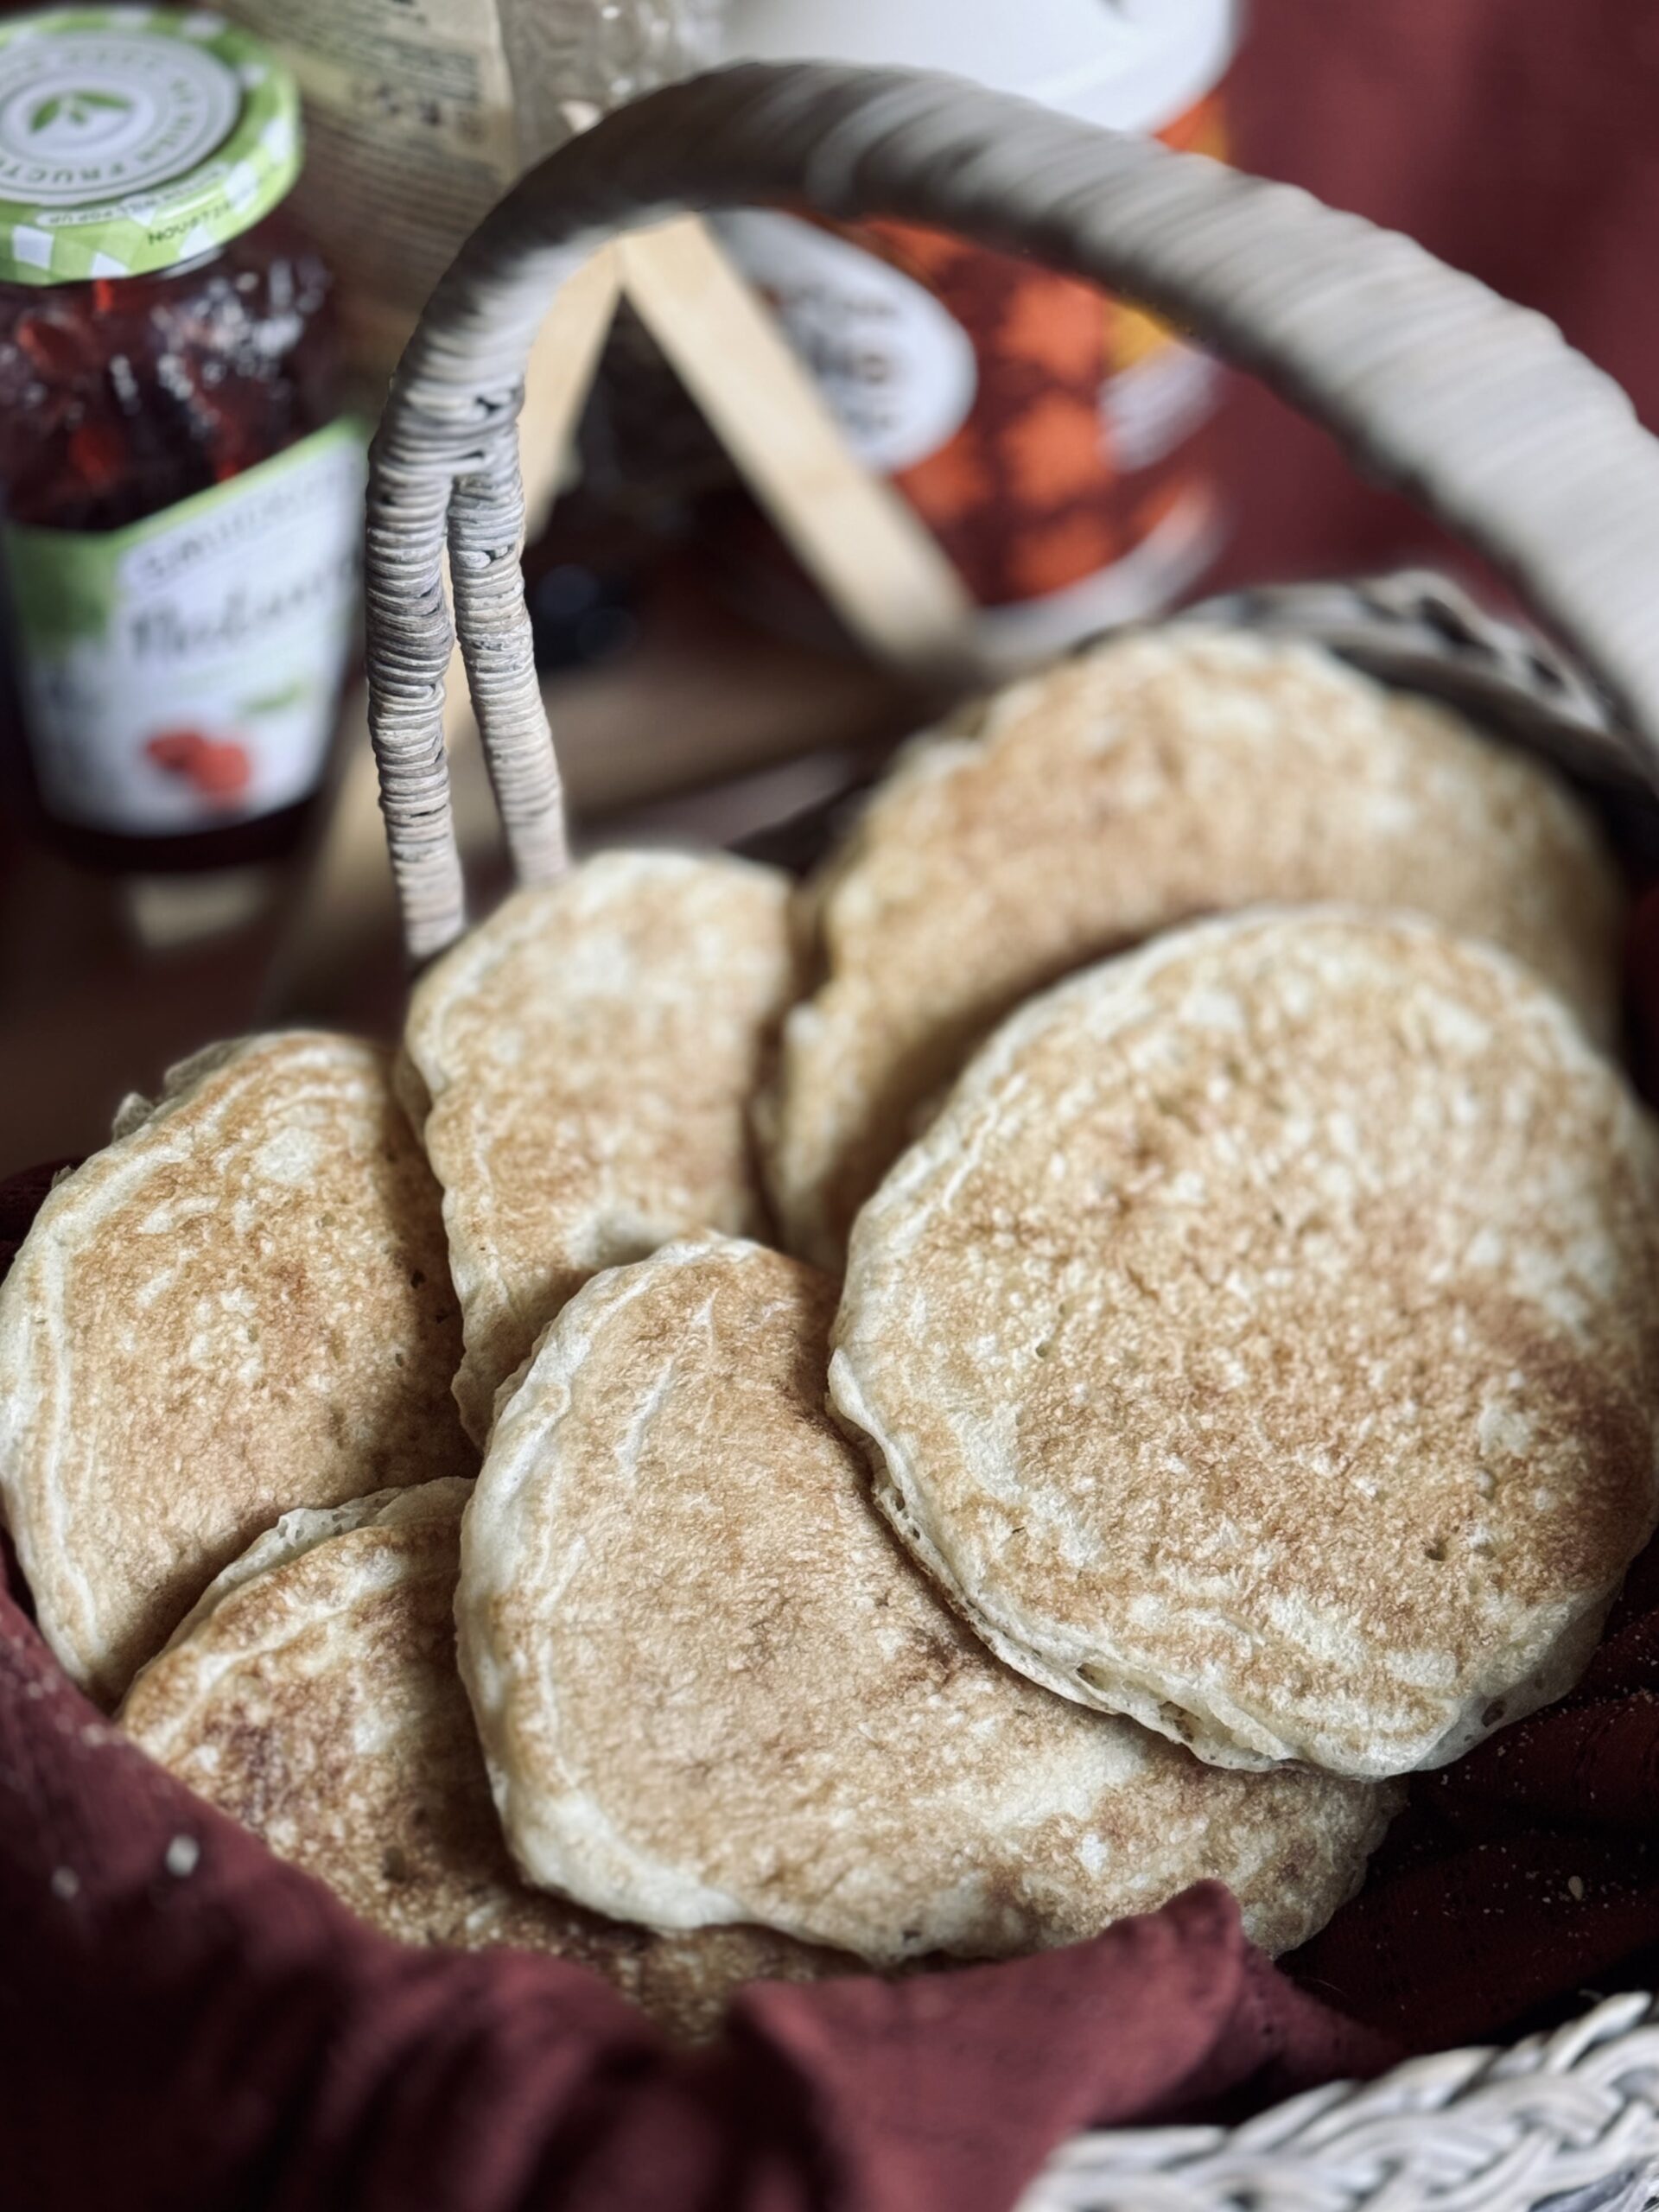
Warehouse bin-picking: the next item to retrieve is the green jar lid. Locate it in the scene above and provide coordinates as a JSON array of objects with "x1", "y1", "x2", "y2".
[{"x1": 0, "y1": 6, "x2": 301, "y2": 285}]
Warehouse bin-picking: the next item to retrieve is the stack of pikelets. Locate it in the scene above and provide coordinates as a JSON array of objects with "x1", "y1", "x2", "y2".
[{"x1": 6, "y1": 626, "x2": 1659, "y2": 2040}]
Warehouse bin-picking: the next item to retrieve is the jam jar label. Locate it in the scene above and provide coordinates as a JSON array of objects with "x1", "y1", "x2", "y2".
[{"x1": 3, "y1": 418, "x2": 364, "y2": 833}]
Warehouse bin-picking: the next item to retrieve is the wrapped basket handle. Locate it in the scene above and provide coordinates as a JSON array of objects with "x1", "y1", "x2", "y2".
[{"x1": 366, "y1": 61, "x2": 1659, "y2": 963}]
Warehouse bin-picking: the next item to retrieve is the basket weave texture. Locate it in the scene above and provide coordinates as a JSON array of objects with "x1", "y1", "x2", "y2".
[{"x1": 360, "y1": 63, "x2": 1659, "y2": 2209}]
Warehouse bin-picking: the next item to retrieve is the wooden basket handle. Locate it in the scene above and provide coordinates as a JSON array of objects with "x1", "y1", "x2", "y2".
[{"x1": 367, "y1": 61, "x2": 1659, "y2": 963}]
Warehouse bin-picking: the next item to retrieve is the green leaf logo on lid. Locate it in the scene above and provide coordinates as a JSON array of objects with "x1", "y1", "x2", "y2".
[
  {"x1": 29, "y1": 87, "x2": 135, "y2": 142},
  {"x1": 0, "y1": 6, "x2": 302, "y2": 285}
]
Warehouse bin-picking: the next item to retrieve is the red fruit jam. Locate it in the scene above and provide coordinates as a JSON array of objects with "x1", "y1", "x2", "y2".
[{"x1": 0, "y1": 218, "x2": 337, "y2": 536}]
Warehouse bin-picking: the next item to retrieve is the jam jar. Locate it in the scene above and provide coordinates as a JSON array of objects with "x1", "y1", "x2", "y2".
[{"x1": 0, "y1": 5, "x2": 360, "y2": 873}]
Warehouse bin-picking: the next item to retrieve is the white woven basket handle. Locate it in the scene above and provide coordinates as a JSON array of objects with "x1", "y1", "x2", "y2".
[{"x1": 366, "y1": 61, "x2": 1659, "y2": 963}]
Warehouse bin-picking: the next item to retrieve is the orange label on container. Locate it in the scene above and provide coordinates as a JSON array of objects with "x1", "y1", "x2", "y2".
[{"x1": 717, "y1": 91, "x2": 1231, "y2": 631}]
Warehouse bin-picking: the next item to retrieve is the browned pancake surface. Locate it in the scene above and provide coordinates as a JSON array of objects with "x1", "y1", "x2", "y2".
[
  {"x1": 460, "y1": 1238, "x2": 1393, "y2": 1965},
  {"x1": 120, "y1": 1481, "x2": 848, "y2": 2043},
  {"x1": 831, "y1": 910, "x2": 1659, "y2": 1778},
  {"x1": 401, "y1": 851, "x2": 800, "y2": 1441},
  {"x1": 0, "y1": 1033, "x2": 472, "y2": 1702},
  {"x1": 761, "y1": 628, "x2": 1623, "y2": 1265}
]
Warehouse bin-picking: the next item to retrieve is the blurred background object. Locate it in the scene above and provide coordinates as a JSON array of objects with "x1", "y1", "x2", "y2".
[
  {"x1": 221, "y1": 0, "x2": 728, "y2": 381},
  {"x1": 5, "y1": 0, "x2": 1659, "y2": 1169},
  {"x1": 596, "y1": 0, "x2": 1242, "y2": 670},
  {"x1": 1214, "y1": 0, "x2": 1659, "y2": 594}
]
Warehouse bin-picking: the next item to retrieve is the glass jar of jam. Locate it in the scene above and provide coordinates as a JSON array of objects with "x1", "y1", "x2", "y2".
[{"x1": 0, "y1": 5, "x2": 360, "y2": 873}]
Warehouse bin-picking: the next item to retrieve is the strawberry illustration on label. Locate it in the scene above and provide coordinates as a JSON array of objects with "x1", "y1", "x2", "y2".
[
  {"x1": 191, "y1": 741, "x2": 251, "y2": 801},
  {"x1": 145, "y1": 728, "x2": 252, "y2": 806}
]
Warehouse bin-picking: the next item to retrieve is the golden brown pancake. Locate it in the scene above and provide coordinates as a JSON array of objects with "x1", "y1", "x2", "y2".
[
  {"x1": 760, "y1": 627, "x2": 1623, "y2": 1266},
  {"x1": 0, "y1": 1033, "x2": 472, "y2": 1704},
  {"x1": 399, "y1": 850, "x2": 800, "y2": 1443},
  {"x1": 459, "y1": 1238, "x2": 1394, "y2": 1965},
  {"x1": 831, "y1": 909, "x2": 1659, "y2": 1779},
  {"x1": 120, "y1": 1480, "x2": 852, "y2": 2043}
]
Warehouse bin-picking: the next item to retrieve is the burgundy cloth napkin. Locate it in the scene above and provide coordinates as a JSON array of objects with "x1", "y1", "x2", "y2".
[{"x1": 1292, "y1": 1537, "x2": 1659, "y2": 2048}]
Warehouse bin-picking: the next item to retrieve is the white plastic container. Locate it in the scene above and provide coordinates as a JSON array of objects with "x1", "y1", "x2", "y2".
[{"x1": 716, "y1": 0, "x2": 1243, "y2": 659}]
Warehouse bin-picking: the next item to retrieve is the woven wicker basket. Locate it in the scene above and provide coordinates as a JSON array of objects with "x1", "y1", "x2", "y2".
[{"x1": 362, "y1": 63, "x2": 1659, "y2": 2212}]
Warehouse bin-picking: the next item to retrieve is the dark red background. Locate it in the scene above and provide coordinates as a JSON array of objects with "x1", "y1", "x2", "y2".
[{"x1": 1217, "y1": 0, "x2": 1659, "y2": 591}]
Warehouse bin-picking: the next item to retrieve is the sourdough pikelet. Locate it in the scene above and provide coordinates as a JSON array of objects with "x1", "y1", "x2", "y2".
[
  {"x1": 760, "y1": 628, "x2": 1623, "y2": 1267},
  {"x1": 459, "y1": 1238, "x2": 1393, "y2": 1966},
  {"x1": 400, "y1": 851, "x2": 799, "y2": 1443},
  {"x1": 121, "y1": 1482, "x2": 849, "y2": 2041},
  {"x1": 831, "y1": 909, "x2": 1659, "y2": 1780},
  {"x1": 0, "y1": 1033, "x2": 471, "y2": 1704}
]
